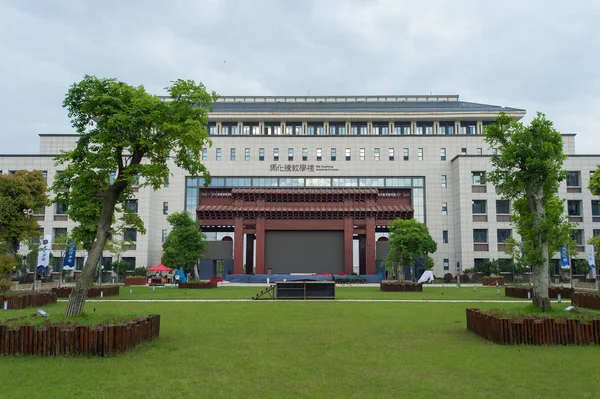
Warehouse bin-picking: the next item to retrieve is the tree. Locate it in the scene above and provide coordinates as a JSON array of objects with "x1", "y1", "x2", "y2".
[
  {"x1": 0, "y1": 171, "x2": 47, "y2": 258},
  {"x1": 161, "y1": 211, "x2": 208, "y2": 280},
  {"x1": 52, "y1": 76, "x2": 216, "y2": 317},
  {"x1": 384, "y1": 218, "x2": 437, "y2": 281},
  {"x1": 484, "y1": 112, "x2": 573, "y2": 311}
]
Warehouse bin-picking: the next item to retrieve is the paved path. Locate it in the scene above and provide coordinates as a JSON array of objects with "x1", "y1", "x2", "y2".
[{"x1": 57, "y1": 299, "x2": 565, "y2": 303}]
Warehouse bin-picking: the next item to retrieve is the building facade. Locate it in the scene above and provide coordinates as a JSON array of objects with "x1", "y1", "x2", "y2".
[{"x1": 1, "y1": 95, "x2": 599, "y2": 277}]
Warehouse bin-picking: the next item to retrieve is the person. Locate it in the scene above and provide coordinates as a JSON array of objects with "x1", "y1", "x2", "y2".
[{"x1": 175, "y1": 273, "x2": 180, "y2": 284}]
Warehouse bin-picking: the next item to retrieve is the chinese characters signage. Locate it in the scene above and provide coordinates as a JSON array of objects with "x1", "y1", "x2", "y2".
[{"x1": 269, "y1": 164, "x2": 339, "y2": 172}]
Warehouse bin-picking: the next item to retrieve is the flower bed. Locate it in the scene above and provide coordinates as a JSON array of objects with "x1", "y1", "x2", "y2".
[
  {"x1": 0, "y1": 292, "x2": 57, "y2": 310},
  {"x1": 572, "y1": 292, "x2": 600, "y2": 310},
  {"x1": 466, "y1": 308, "x2": 600, "y2": 345},
  {"x1": 178, "y1": 281, "x2": 217, "y2": 289},
  {"x1": 505, "y1": 286, "x2": 574, "y2": 299},
  {"x1": 124, "y1": 277, "x2": 146, "y2": 286},
  {"x1": 0, "y1": 314, "x2": 160, "y2": 356},
  {"x1": 51, "y1": 286, "x2": 120, "y2": 299},
  {"x1": 482, "y1": 277, "x2": 504, "y2": 286},
  {"x1": 380, "y1": 281, "x2": 423, "y2": 292}
]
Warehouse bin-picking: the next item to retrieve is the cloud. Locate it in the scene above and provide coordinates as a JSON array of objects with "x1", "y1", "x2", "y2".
[{"x1": 0, "y1": 0, "x2": 598, "y2": 154}]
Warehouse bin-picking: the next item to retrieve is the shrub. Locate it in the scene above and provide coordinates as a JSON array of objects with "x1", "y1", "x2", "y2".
[
  {"x1": 0, "y1": 279, "x2": 13, "y2": 292},
  {"x1": 461, "y1": 274, "x2": 470, "y2": 283},
  {"x1": 444, "y1": 273, "x2": 453, "y2": 283},
  {"x1": 132, "y1": 267, "x2": 147, "y2": 276},
  {"x1": 125, "y1": 275, "x2": 145, "y2": 280}
]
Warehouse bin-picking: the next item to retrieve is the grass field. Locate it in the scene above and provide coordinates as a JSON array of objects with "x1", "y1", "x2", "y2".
[
  {"x1": 1, "y1": 287, "x2": 599, "y2": 399},
  {"x1": 100, "y1": 285, "x2": 520, "y2": 301}
]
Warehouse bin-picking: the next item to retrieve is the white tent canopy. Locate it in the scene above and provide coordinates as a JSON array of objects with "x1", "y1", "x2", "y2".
[{"x1": 417, "y1": 270, "x2": 434, "y2": 284}]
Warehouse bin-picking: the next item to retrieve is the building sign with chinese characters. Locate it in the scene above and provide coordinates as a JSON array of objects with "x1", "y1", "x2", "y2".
[{"x1": 269, "y1": 164, "x2": 340, "y2": 172}]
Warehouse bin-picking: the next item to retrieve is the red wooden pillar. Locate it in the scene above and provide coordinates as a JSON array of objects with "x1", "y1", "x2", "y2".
[
  {"x1": 255, "y1": 217, "x2": 265, "y2": 274},
  {"x1": 233, "y1": 217, "x2": 244, "y2": 274},
  {"x1": 344, "y1": 218, "x2": 353, "y2": 274},
  {"x1": 366, "y1": 218, "x2": 376, "y2": 275}
]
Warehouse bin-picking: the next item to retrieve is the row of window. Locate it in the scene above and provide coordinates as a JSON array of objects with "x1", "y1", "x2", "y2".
[
  {"x1": 41, "y1": 256, "x2": 137, "y2": 273},
  {"x1": 52, "y1": 227, "x2": 139, "y2": 243},
  {"x1": 466, "y1": 228, "x2": 598, "y2": 246},
  {"x1": 208, "y1": 121, "x2": 489, "y2": 136},
  {"x1": 440, "y1": 200, "x2": 511, "y2": 216},
  {"x1": 202, "y1": 147, "x2": 488, "y2": 162}
]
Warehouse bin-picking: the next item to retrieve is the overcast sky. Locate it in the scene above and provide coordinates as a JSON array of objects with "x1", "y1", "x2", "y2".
[{"x1": 1, "y1": 0, "x2": 599, "y2": 154}]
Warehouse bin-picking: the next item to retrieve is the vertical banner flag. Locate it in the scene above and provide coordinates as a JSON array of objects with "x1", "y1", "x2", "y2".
[
  {"x1": 63, "y1": 239, "x2": 76, "y2": 270},
  {"x1": 560, "y1": 246, "x2": 570, "y2": 269},
  {"x1": 588, "y1": 244, "x2": 596, "y2": 279},
  {"x1": 37, "y1": 235, "x2": 52, "y2": 269}
]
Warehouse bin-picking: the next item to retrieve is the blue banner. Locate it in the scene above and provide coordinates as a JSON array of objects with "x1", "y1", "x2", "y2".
[
  {"x1": 63, "y1": 240, "x2": 76, "y2": 270},
  {"x1": 560, "y1": 246, "x2": 570, "y2": 269}
]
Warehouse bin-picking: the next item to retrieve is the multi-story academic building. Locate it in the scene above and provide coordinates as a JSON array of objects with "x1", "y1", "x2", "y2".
[{"x1": 2, "y1": 95, "x2": 599, "y2": 278}]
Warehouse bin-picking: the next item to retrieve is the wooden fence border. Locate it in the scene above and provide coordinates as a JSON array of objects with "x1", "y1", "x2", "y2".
[
  {"x1": 51, "y1": 286, "x2": 120, "y2": 298},
  {"x1": 0, "y1": 314, "x2": 160, "y2": 356},
  {"x1": 505, "y1": 286, "x2": 574, "y2": 299},
  {"x1": 0, "y1": 292, "x2": 57, "y2": 310}
]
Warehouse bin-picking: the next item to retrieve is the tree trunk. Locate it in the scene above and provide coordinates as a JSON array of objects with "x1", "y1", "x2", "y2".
[
  {"x1": 64, "y1": 185, "x2": 124, "y2": 317},
  {"x1": 193, "y1": 264, "x2": 199, "y2": 281},
  {"x1": 530, "y1": 186, "x2": 551, "y2": 312},
  {"x1": 396, "y1": 263, "x2": 403, "y2": 282}
]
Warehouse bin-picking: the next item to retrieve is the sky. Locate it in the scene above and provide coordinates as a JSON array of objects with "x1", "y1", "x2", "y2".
[{"x1": 0, "y1": 0, "x2": 599, "y2": 154}]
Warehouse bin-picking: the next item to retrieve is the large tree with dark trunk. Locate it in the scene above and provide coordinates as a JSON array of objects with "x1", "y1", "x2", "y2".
[
  {"x1": 484, "y1": 112, "x2": 573, "y2": 311},
  {"x1": 53, "y1": 75, "x2": 215, "y2": 317}
]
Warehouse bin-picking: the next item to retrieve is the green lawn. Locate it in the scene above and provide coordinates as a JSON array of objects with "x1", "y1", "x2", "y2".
[
  {"x1": 0, "y1": 294, "x2": 598, "y2": 398},
  {"x1": 98, "y1": 285, "x2": 521, "y2": 301}
]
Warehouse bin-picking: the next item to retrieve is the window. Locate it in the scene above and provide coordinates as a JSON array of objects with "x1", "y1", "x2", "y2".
[
  {"x1": 567, "y1": 200, "x2": 582, "y2": 216},
  {"x1": 592, "y1": 200, "x2": 600, "y2": 216},
  {"x1": 443, "y1": 259, "x2": 449, "y2": 270},
  {"x1": 273, "y1": 148, "x2": 279, "y2": 161},
  {"x1": 164, "y1": 178, "x2": 169, "y2": 188},
  {"x1": 163, "y1": 202, "x2": 169, "y2": 215},
  {"x1": 388, "y1": 148, "x2": 394, "y2": 161},
  {"x1": 230, "y1": 148, "x2": 236, "y2": 161},
  {"x1": 330, "y1": 148, "x2": 336, "y2": 161},
  {"x1": 403, "y1": 148, "x2": 409, "y2": 161},
  {"x1": 209, "y1": 123, "x2": 216, "y2": 135},
  {"x1": 472, "y1": 200, "x2": 487, "y2": 214},
  {"x1": 441, "y1": 148, "x2": 446, "y2": 161},
  {"x1": 442, "y1": 202, "x2": 448, "y2": 215},
  {"x1": 473, "y1": 229, "x2": 488, "y2": 243},
  {"x1": 307, "y1": 126, "x2": 315, "y2": 136},
  {"x1": 162, "y1": 229, "x2": 168, "y2": 243},
  {"x1": 491, "y1": 148, "x2": 498, "y2": 155},
  {"x1": 216, "y1": 148, "x2": 222, "y2": 161},
  {"x1": 567, "y1": 171, "x2": 580, "y2": 187},
  {"x1": 201, "y1": 148, "x2": 208, "y2": 161},
  {"x1": 109, "y1": 171, "x2": 116, "y2": 184},
  {"x1": 76, "y1": 257, "x2": 84, "y2": 271},
  {"x1": 329, "y1": 123, "x2": 346, "y2": 136},
  {"x1": 496, "y1": 200, "x2": 510, "y2": 214},
  {"x1": 374, "y1": 148, "x2": 380, "y2": 161},
  {"x1": 417, "y1": 148, "x2": 423, "y2": 161},
  {"x1": 317, "y1": 148, "x2": 322, "y2": 161},
  {"x1": 442, "y1": 230, "x2": 448, "y2": 244},
  {"x1": 476, "y1": 148, "x2": 482, "y2": 155},
  {"x1": 497, "y1": 229, "x2": 512, "y2": 243},
  {"x1": 125, "y1": 199, "x2": 138, "y2": 214},
  {"x1": 122, "y1": 257, "x2": 136, "y2": 271},
  {"x1": 359, "y1": 148, "x2": 365, "y2": 161},
  {"x1": 471, "y1": 171, "x2": 485, "y2": 185},
  {"x1": 571, "y1": 229, "x2": 584, "y2": 245},
  {"x1": 345, "y1": 148, "x2": 351, "y2": 161},
  {"x1": 439, "y1": 123, "x2": 454, "y2": 135},
  {"x1": 259, "y1": 148, "x2": 265, "y2": 161},
  {"x1": 594, "y1": 229, "x2": 600, "y2": 237},
  {"x1": 302, "y1": 148, "x2": 308, "y2": 161},
  {"x1": 124, "y1": 229, "x2": 137, "y2": 242},
  {"x1": 55, "y1": 203, "x2": 68, "y2": 215},
  {"x1": 245, "y1": 148, "x2": 250, "y2": 161},
  {"x1": 461, "y1": 148, "x2": 467, "y2": 155},
  {"x1": 441, "y1": 175, "x2": 447, "y2": 188},
  {"x1": 54, "y1": 228, "x2": 67, "y2": 241},
  {"x1": 288, "y1": 148, "x2": 294, "y2": 161}
]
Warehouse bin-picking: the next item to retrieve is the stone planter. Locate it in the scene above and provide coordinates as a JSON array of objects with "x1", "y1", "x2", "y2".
[
  {"x1": 380, "y1": 281, "x2": 423, "y2": 292},
  {"x1": 124, "y1": 277, "x2": 146, "y2": 286}
]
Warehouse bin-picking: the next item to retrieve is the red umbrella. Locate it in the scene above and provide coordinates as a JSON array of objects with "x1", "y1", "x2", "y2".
[{"x1": 147, "y1": 264, "x2": 173, "y2": 272}]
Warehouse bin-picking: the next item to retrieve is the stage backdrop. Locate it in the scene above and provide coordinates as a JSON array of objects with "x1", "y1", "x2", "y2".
[{"x1": 265, "y1": 231, "x2": 344, "y2": 274}]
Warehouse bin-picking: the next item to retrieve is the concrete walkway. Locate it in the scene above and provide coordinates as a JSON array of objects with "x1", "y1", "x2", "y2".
[{"x1": 57, "y1": 299, "x2": 563, "y2": 303}]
